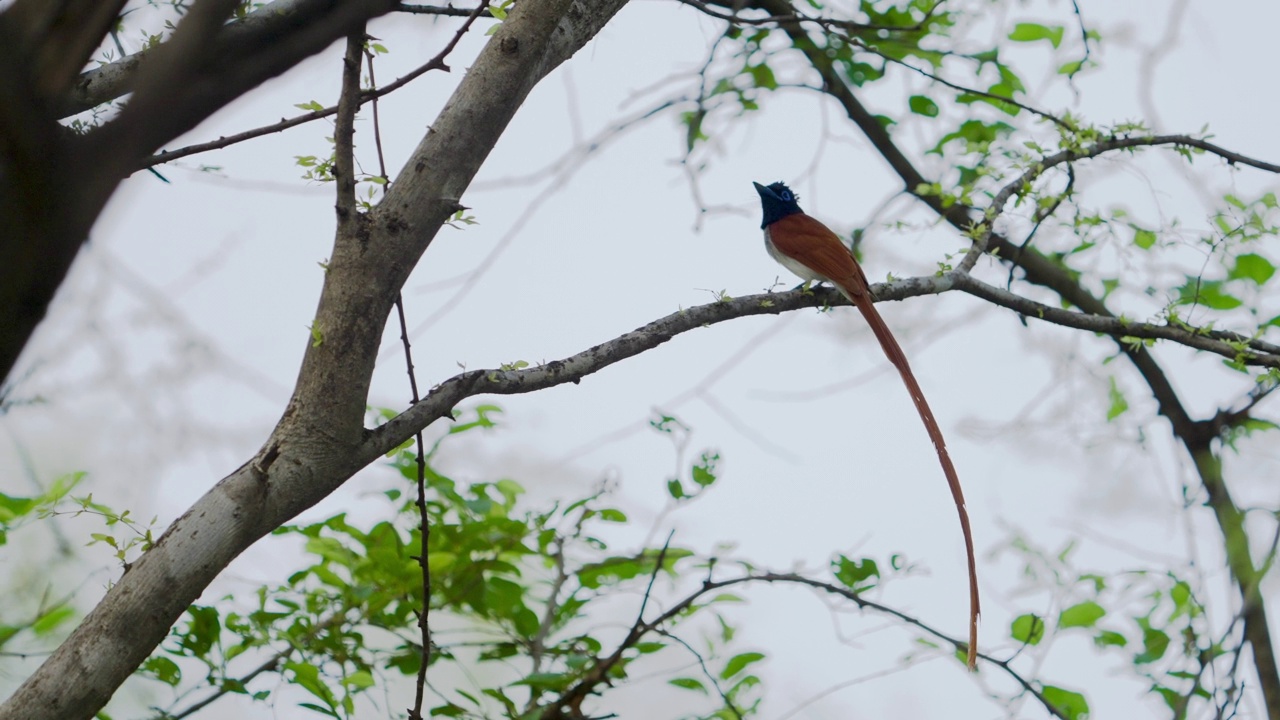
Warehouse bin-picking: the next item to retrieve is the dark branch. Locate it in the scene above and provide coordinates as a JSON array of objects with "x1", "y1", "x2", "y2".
[{"x1": 141, "y1": 0, "x2": 493, "y2": 171}]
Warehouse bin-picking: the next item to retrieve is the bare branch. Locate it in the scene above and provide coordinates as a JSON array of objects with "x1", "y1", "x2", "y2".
[
  {"x1": 398, "y1": 3, "x2": 494, "y2": 16},
  {"x1": 334, "y1": 32, "x2": 365, "y2": 218}
]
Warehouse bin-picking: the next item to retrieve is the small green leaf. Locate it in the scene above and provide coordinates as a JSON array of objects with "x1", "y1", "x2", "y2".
[
  {"x1": 1010, "y1": 613, "x2": 1044, "y2": 645},
  {"x1": 598, "y1": 508, "x2": 627, "y2": 522},
  {"x1": 1057, "y1": 60, "x2": 1084, "y2": 75},
  {"x1": 1177, "y1": 280, "x2": 1243, "y2": 310},
  {"x1": 1134, "y1": 618, "x2": 1170, "y2": 664},
  {"x1": 1058, "y1": 601, "x2": 1106, "y2": 629},
  {"x1": 1041, "y1": 685, "x2": 1090, "y2": 720},
  {"x1": 669, "y1": 677, "x2": 708, "y2": 693},
  {"x1": 1106, "y1": 377, "x2": 1128, "y2": 421},
  {"x1": 1008, "y1": 23, "x2": 1065, "y2": 48},
  {"x1": 832, "y1": 555, "x2": 879, "y2": 591},
  {"x1": 720, "y1": 651, "x2": 765, "y2": 679},
  {"x1": 31, "y1": 606, "x2": 74, "y2": 636},
  {"x1": 908, "y1": 95, "x2": 939, "y2": 118},
  {"x1": 691, "y1": 452, "x2": 719, "y2": 487},
  {"x1": 1229, "y1": 253, "x2": 1275, "y2": 285},
  {"x1": 1094, "y1": 630, "x2": 1127, "y2": 648},
  {"x1": 142, "y1": 656, "x2": 182, "y2": 686},
  {"x1": 513, "y1": 672, "x2": 572, "y2": 691},
  {"x1": 1132, "y1": 227, "x2": 1156, "y2": 249},
  {"x1": 747, "y1": 63, "x2": 778, "y2": 90}
]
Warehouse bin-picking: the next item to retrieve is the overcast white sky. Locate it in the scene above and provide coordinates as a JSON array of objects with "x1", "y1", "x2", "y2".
[{"x1": 4, "y1": 0, "x2": 1280, "y2": 718}]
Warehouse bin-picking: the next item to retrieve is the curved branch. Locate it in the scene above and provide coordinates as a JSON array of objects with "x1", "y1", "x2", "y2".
[
  {"x1": 361, "y1": 282, "x2": 934, "y2": 459},
  {"x1": 363, "y1": 273, "x2": 1280, "y2": 462}
]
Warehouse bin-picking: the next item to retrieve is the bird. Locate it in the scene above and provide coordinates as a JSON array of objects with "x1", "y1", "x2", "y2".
[{"x1": 753, "y1": 180, "x2": 980, "y2": 671}]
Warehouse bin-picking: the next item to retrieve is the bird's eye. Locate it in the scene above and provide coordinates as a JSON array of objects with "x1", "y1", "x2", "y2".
[{"x1": 780, "y1": 191, "x2": 792, "y2": 201}]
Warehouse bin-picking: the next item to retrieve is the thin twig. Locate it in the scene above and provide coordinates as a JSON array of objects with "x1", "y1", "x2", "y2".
[
  {"x1": 396, "y1": 295, "x2": 433, "y2": 720},
  {"x1": 333, "y1": 32, "x2": 365, "y2": 218}
]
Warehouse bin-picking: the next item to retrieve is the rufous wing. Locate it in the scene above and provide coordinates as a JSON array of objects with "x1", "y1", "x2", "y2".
[{"x1": 767, "y1": 213, "x2": 872, "y2": 299}]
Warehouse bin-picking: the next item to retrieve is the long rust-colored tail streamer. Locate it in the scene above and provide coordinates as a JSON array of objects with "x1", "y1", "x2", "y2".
[
  {"x1": 759, "y1": 206, "x2": 980, "y2": 669},
  {"x1": 836, "y1": 281, "x2": 980, "y2": 671}
]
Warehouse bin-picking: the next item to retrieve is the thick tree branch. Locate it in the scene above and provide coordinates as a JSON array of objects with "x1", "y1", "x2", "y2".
[
  {"x1": 0, "y1": 0, "x2": 402, "y2": 386},
  {"x1": 0, "y1": 1, "x2": 628, "y2": 718},
  {"x1": 2, "y1": 0, "x2": 128, "y2": 102},
  {"x1": 59, "y1": 0, "x2": 388, "y2": 118},
  {"x1": 142, "y1": 2, "x2": 492, "y2": 171}
]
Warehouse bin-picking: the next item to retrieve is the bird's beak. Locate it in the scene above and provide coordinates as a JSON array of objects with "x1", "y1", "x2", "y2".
[{"x1": 752, "y1": 181, "x2": 768, "y2": 197}]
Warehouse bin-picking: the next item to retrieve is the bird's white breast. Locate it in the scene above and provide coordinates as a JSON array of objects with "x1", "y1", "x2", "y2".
[{"x1": 763, "y1": 226, "x2": 826, "y2": 283}]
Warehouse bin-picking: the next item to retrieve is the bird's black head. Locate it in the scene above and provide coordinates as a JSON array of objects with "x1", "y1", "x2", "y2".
[{"x1": 753, "y1": 181, "x2": 803, "y2": 228}]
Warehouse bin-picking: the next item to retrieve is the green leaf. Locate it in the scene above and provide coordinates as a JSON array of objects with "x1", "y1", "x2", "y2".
[
  {"x1": 181, "y1": 606, "x2": 221, "y2": 658},
  {"x1": 286, "y1": 660, "x2": 338, "y2": 712},
  {"x1": 1170, "y1": 580, "x2": 1194, "y2": 619},
  {"x1": 141, "y1": 656, "x2": 182, "y2": 686},
  {"x1": 691, "y1": 452, "x2": 719, "y2": 487},
  {"x1": 1094, "y1": 630, "x2": 1127, "y2": 648},
  {"x1": 669, "y1": 677, "x2": 708, "y2": 693},
  {"x1": 832, "y1": 555, "x2": 879, "y2": 591},
  {"x1": 1134, "y1": 618, "x2": 1170, "y2": 664},
  {"x1": 0, "y1": 492, "x2": 35, "y2": 522},
  {"x1": 1010, "y1": 614, "x2": 1044, "y2": 645},
  {"x1": 1058, "y1": 601, "x2": 1106, "y2": 629},
  {"x1": 31, "y1": 606, "x2": 74, "y2": 636},
  {"x1": 1177, "y1": 280, "x2": 1243, "y2": 310},
  {"x1": 1041, "y1": 685, "x2": 1090, "y2": 720},
  {"x1": 908, "y1": 95, "x2": 939, "y2": 117},
  {"x1": 667, "y1": 479, "x2": 685, "y2": 499},
  {"x1": 1132, "y1": 227, "x2": 1156, "y2": 250},
  {"x1": 513, "y1": 672, "x2": 573, "y2": 692},
  {"x1": 1058, "y1": 60, "x2": 1084, "y2": 75},
  {"x1": 720, "y1": 651, "x2": 765, "y2": 679},
  {"x1": 932, "y1": 120, "x2": 1014, "y2": 154},
  {"x1": 747, "y1": 63, "x2": 778, "y2": 90},
  {"x1": 1229, "y1": 253, "x2": 1275, "y2": 285},
  {"x1": 1106, "y1": 377, "x2": 1128, "y2": 421},
  {"x1": 1008, "y1": 23, "x2": 1065, "y2": 48}
]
